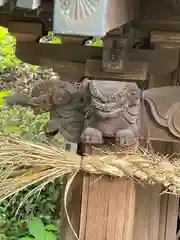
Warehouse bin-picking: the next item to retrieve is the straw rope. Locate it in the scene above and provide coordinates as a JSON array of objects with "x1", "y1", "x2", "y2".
[{"x1": 0, "y1": 136, "x2": 179, "y2": 201}]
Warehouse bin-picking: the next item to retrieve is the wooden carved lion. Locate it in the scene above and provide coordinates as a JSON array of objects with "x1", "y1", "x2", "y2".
[
  {"x1": 80, "y1": 79, "x2": 141, "y2": 147},
  {"x1": 6, "y1": 79, "x2": 141, "y2": 147},
  {"x1": 6, "y1": 80, "x2": 85, "y2": 143}
]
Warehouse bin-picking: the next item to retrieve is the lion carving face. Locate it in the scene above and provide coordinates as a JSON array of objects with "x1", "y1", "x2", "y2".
[
  {"x1": 30, "y1": 80, "x2": 73, "y2": 113},
  {"x1": 87, "y1": 81, "x2": 141, "y2": 118}
]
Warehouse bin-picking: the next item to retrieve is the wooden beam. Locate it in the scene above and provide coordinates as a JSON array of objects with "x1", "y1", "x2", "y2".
[
  {"x1": 15, "y1": 42, "x2": 102, "y2": 66},
  {"x1": 8, "y1": 21, "x2": 43, "y2": 36}
]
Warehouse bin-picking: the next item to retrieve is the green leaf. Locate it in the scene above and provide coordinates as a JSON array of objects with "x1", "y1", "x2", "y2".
[
  {"x1": 91, "y1": 40, "x2": 103, "y2": 47},
  {"x1": 28, "y1": 218, "x2": 46, "y2": 240},
  {"x1": 45, "y1": 224, "x2": 58, "y2": 232},
  {"x1": 0, "y1": 234, "x2": 7, "y2": 240},
  {"x1": 51, "y1": 38, "x2": 62, "y2": 44},
  {"x1": 0, "y1": 220, "x2": 6, "y2": 228},
  {"x1": 4, "y1": 126, "x2": 22, "y2": 133},
  {"x1": 0, "y1": 91, "x2": 11, "y2": 108},
  {"x1": 45, "y1": 231, "x2": 57, "y2": 240},
  {"x1": 20, "y1": 237, "x2": 34, "y2": 240}
]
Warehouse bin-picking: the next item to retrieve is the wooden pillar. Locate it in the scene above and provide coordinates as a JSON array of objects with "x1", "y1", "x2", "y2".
[
  {"x1": 60, "y1": 144, "x2": 179, "y2": 240},
  {"x1": 133, "y1": 184, "x2": 162, "y2": 240},
  {"x1": 159, "y1": 194, "x2": 179, "y2": 240},
  {"x1": 79, "y1": 175, "x2": 136, "y2": 240},
  {"x1": 61, "y1": 142, "x2": 137, "y2": 240},
  {"x1": 60, "y1": 174, "x2": 136, "y2": 240},
  {"x1": 61, "y1": 173, "x2": 177, "y2": 240}
]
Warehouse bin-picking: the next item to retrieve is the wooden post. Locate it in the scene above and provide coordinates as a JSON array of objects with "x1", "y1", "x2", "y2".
[
  {"x1": 60, "y1": 143, "x2": 175, "y2": 240},
  {"x1": 60, "y1": 174, "x2": 179, "y2": 240},
  {"x1": 159, "y1": 194, "x2": 179, "y2": 240},
  {"x1": 61, "y1": 174, "x2": 136, "y2": 240},
  {"x1": 60, "y1": 142, "x2": 178, "y2": 240},
  {"x1": 79, "y1": 175, "x2": 136, "y2": 240},
  {"x1": 61, "y1": 143, "x2": 137, "y2": 240}
]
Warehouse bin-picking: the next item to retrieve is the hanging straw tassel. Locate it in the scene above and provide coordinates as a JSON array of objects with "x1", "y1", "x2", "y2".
[{"x1": 0, "y1": 136, "x2": 180, "y2": 202}]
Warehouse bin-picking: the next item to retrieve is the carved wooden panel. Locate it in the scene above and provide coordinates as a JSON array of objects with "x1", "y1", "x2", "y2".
[{"x1": 142, "y1": 86, "x2": 180, "y2": 139}]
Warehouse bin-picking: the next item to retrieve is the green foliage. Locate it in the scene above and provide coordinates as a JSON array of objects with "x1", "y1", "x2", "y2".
[
  {"x1": 0, "y1": 105, "x2": 64, "y2": 239},
  {"x1": 0, "y1": 27, "x2": 21, "y2": 71},
  {"x1": 20, "y1": 218, "x2": 58, "y2": 240},
  {"x1": 91, "y1": 39, "x2": 103, "y2": 47},
  {"x1": 0, "y1": 178, "x2": 63, "y2": 240},
  {"x1": 0, "y1": 91, "x2": 11, "y2": 108},
  {"x1": 43, "y1": 32, "x2": 62, "y2": 44},
  {"x1": 0, "y1": 92, "x2": 63, "y2": 239},
  {"x1": 0, "y1": 27, "x2": 65, "y2": 240},
  {"x1": 0, "y1": 106, "x2": 49, "y2": 142}
]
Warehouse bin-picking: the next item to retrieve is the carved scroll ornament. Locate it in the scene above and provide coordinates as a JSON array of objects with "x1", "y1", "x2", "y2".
[{"x1": 143, "y1": 86, "x2": 180, "y2": 139}]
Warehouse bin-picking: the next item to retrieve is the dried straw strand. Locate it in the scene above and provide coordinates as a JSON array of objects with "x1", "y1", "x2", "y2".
[{"x1": 0, "y1": 136, "x2": 179, "y2": 202}]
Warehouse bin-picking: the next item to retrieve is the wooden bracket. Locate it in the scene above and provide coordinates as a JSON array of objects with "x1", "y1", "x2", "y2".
[{"x1": 102, "y1": 36, "x2": 133, "y2": 73}]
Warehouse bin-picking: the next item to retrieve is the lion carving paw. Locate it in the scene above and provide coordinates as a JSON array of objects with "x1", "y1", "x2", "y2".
[
  {"x1": 81, "y1": 127, "x2": 103, "y2": 144},
  {"x1": 116, "y1": 128, "x2": 136, "y2": 147}
]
